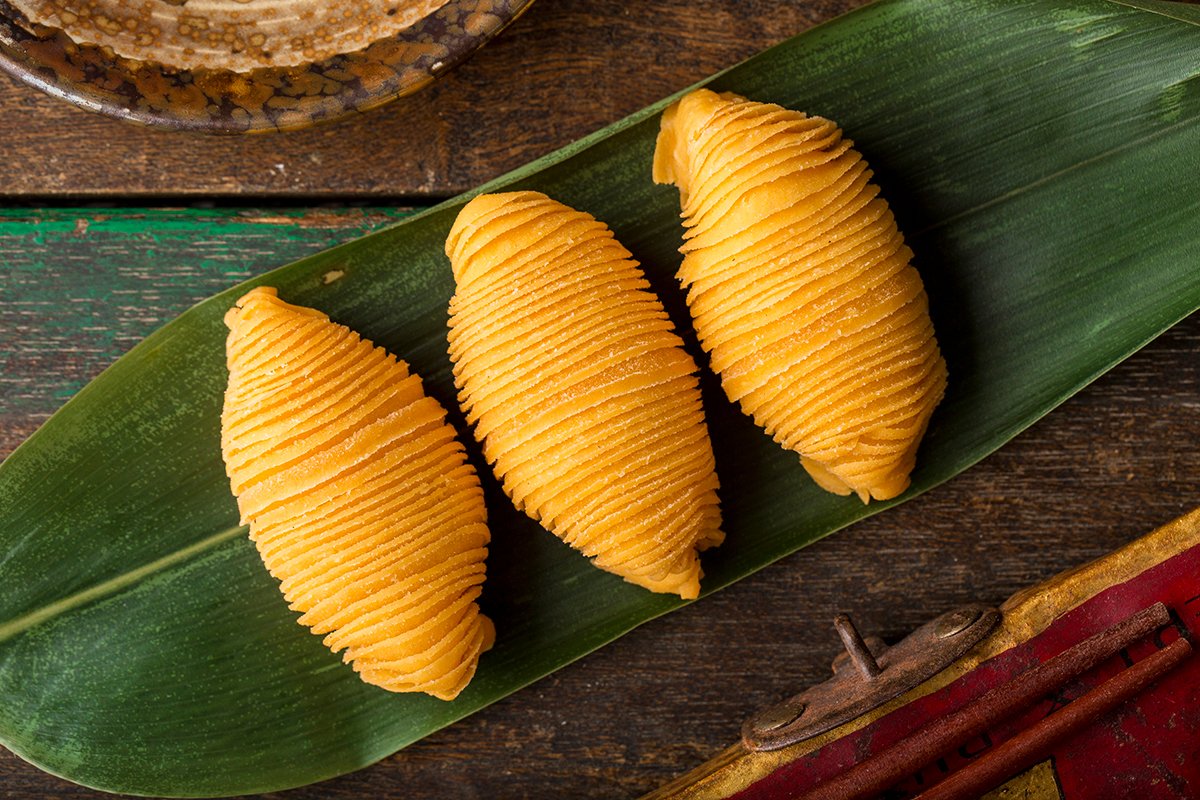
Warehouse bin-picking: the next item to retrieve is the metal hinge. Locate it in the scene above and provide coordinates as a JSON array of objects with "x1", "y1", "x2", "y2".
[{"x1": 742, "y1": 604, "x2": 1001, "y2": 752}]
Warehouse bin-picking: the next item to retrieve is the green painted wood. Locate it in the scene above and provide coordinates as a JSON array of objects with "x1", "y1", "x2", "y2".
[
  {"x1": 0, "y1": 208, "x2": 413, "y2": 456},
  {"x1": 3, "y1": 1, "x2": 1200, "y2": 796}
]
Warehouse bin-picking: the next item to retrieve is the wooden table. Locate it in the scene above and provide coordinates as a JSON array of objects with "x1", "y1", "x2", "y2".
[{"x1": 2, "y1": 1, "x2": 1198, "y2": 797}]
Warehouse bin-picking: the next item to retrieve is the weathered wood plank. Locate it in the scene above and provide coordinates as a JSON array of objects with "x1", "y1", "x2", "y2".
[
  {"x1": 0, "y1": 208, "x2": 411, "y2": 453},
  {"x1": 0, "y1": 0, "x2": 871, "y2": 199}
]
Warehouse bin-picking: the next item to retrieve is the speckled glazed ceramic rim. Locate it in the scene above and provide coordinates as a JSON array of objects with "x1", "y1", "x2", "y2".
[{"x1": 0, "y1": 0, "x2": 536, "y2": 133}]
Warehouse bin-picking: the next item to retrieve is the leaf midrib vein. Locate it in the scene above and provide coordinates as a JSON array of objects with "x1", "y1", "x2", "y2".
[
  {"x1": 1104, "y1": 0, "x2": 1200, "y2": 28},
  {"x1": 0, "y1": 525, "x2": 246, "y2": 643}
]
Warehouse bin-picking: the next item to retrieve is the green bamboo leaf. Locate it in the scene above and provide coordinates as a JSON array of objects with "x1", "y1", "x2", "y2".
[{"x1": 3, "y1": 0, "x2": 1200, "y2": 794}]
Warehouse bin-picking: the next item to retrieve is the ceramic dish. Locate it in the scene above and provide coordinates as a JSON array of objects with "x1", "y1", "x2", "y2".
[{"x1": 0, "y1": 0, "x2": 535, "y2": 132}]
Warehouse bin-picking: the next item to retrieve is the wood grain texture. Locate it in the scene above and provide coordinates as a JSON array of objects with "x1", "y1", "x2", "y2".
[
  {"x1": 0, "y1": 0, "x2": 871, "y2": 200},
  {"x1": 0, "y1": 208, "x2": 411, "y2": 451},
  {"x1": 1, "y1": 209, "x2": 1197, "y2": 798}
]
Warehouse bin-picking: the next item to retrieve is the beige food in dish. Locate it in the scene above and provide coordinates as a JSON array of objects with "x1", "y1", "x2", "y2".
[
  {"x1": 446, "y1": 191, "x2": 723, "y2": 599},
  {"x1": 9, "y1": 0, "x2": 450, "y2": 72}
]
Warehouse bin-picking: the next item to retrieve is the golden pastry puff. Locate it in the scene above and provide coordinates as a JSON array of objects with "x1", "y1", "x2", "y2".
[
  {"x1": 222, "y1": 286, "x2": 493, "y2": 700},
  {"x1": 654, "y1": 89, "x2": 947, "y2": 502},
  {"x1": 446, "y1": 192, "x2": 723, "y2": 599}
]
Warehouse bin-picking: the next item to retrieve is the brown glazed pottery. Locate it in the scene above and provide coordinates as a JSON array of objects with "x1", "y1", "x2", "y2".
[{"x1": 0, "y1": 0, "x2": 536, "y2": 133}]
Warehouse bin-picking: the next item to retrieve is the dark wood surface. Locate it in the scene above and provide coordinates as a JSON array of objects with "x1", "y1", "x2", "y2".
[
  {"x1": 2, "y1": 1, "x2": 1199, "y2": 798},
  {"x1": 0, "y1": 0, "x2": 870, "y2": 200}
]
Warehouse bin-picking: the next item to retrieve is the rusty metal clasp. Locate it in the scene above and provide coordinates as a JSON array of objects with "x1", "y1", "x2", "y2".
[{"x1": 742, "y1": 604, "x2": 1000, "y2": 751}]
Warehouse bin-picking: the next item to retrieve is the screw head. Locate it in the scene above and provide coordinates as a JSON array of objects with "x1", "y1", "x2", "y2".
[
  {"x1": 935, "y1": 607, "x2": 982, "y2": 639},
  {"x1": 754, "y1": 699, "x2": 807, "y2": 732}
]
